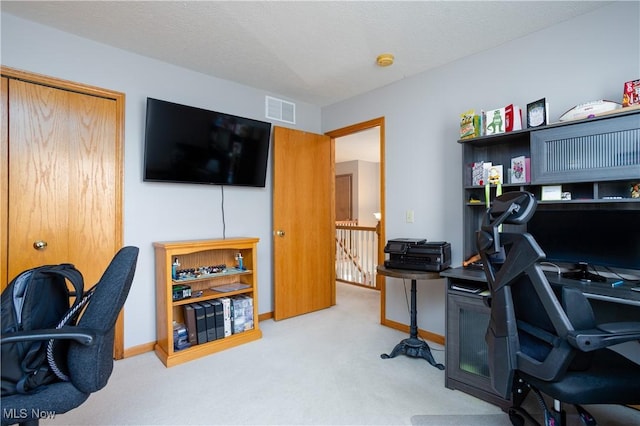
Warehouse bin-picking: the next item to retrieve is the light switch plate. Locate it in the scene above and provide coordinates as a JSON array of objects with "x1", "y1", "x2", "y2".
[{"x1": 406, "y1": 210, "x2": 414, "y2": 223}]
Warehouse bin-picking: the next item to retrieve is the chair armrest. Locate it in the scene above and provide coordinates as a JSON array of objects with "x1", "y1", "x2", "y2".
[
  {"x1": 567, "y1": 322, "x2": 640, "y2": 352},
  {"x1": 1, "y1": 327, "x2": 96, "y2": 346}
]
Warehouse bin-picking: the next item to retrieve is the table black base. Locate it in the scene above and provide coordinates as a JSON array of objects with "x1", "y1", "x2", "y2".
[
  {"x1": 381, "y1": 337, "x2": 445, "y2": 370},
  {"x1": 376, "y1": 266, "x2": 445, "y2": 371}
]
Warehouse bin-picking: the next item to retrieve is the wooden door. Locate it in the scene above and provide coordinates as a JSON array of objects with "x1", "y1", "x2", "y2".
[
  {"x1": 1, "y1": 67, "x2": 125, "y2": 358},
  {"x1": 7, "y1": 79, "x2": 118, "y2": 285},
  {"x1": 335, "y1": 174, "x2": 353, "y2": 221},
  {"x1": 273, "y1": 126, "x2": 335, "y2": 320}
]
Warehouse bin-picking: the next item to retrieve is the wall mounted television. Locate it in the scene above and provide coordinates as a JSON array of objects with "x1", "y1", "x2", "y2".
[
  {"x1": 527, "y1": 207, "x2": 640, "y2": 273},
  {"x1": 143, "y1": 98, "x2": 272, "y2": 187}
]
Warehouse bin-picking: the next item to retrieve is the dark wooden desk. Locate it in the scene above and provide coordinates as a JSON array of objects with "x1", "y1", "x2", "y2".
[
  {"x1": 377, "y1": 265, "x2": 445, "y2": 370},
  {"x1": 440, "y1": 266, "x2": 640, "y2": 407}
]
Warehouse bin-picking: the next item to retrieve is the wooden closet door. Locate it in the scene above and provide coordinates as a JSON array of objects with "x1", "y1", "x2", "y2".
[
  {"x1": 0, "y1": 77, "x2": 8, "y2": 287},
  {"x1": 7, "y1": 79, "x2": 118, "y2": 287}
]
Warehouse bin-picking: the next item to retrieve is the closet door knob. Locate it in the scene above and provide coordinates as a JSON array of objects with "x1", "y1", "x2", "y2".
[
  {"x1": 275, "y1": 230, "x2": 285, "y2": 237},
  {"x1": 33, "y1": 240, "x2": 48, "y2": 250}
]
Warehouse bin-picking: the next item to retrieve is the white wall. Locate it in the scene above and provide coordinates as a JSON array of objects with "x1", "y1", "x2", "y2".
[
  {"x1": 322, "y1": 2, "x2": 640, "y2": 336},
  {"x1": 335, "y1": 160, "x2": 380, "y2": 226},
  {"x1": 356, "y1": 160, "x2": 380, "y2": 228},
  {"x1": 1, "y1": 13, "x2": 322, "y2": 349}
]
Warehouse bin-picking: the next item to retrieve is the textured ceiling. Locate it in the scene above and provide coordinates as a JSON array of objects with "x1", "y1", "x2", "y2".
[{"x1": 1, "y1": 1, "x2": 610, "y2": 107}]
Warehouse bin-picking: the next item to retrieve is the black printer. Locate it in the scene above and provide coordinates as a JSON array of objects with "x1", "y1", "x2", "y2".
[{"x1": 384, "y1": 238, "x2": 451, "y2": 272}]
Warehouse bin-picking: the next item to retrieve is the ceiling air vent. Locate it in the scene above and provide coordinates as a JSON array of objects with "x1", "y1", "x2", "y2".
[{"x1": 265, "y1": 96, "x2": 295, "y2": 124}]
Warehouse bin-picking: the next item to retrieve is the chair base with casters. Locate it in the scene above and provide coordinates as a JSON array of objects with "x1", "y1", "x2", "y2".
[
  {"x1": 508, "y1": 347, "x2": 640, "y2": 426},
  {"x1": 1, "y1": 246, "x2": 139, "y2": 426},
  {"x1": 476, "y1": 192, "x2": 640, "y2": 426}
]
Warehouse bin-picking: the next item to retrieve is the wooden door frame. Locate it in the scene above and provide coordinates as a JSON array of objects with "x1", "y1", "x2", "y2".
[
  {"x1": 325, "y1": 117, "x2": 386, "y2": 321},
  {"x1": 0, "y1": 67, "x2": 127, "y2": 359}
]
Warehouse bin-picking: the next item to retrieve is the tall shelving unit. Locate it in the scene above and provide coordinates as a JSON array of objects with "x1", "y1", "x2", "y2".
[
  {"x1": 154, "y1": 237, "x2": 261, "y2": 367},
  {"x1": 460, "y1": 109, "x2": 640, "y2": 261},
  {"x1": 445, "y1": 108, "x2": 640, "y2": 405}
]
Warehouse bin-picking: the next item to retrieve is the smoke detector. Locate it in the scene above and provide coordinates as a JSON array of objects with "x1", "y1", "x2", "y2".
[{"x1": 376, "y1": 53, "x2": 394, "y2": 67}]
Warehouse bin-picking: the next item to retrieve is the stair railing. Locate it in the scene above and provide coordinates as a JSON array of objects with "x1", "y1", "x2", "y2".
[{"x1": 335, "y1": 221, "x2": 379, "y2": 288}]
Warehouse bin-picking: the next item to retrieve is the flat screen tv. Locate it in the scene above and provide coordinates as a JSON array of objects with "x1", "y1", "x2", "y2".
[
  {"x1": 143, "y1": 98, "x2": 272, "y2": 187},
  {"x1": 527, "y1": 207, "x2": 640, "y2": 272}
]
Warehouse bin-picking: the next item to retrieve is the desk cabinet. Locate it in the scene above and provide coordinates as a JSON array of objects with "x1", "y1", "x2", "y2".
[
  {"x1": 442, "y1": 267, "x2": 640, "y2": 407},
  {"x1": 442, "y1": 268, "x2": 510, "y2": 408}
]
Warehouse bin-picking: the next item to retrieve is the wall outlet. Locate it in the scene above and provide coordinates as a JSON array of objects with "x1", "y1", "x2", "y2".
[{"x1": 406, "y1": 209, "x2": 414, "y2": 223}]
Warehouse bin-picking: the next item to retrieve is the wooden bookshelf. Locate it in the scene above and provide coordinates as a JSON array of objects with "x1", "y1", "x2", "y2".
[{"x1": 153, "y1": 237, "x2": 261, "y2": 367}]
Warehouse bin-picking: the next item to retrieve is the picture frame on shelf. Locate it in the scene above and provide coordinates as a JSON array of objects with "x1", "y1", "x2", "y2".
[
  {"x1": 510, "y1": 156, "x2": 530, "y2": 184},
  {"x1": 471, "y1": 161, "x2": 493, "y2": 186},
  {"x1": 485, "y1": 108, "x2": 506, "y2": 135},
  {"x1": 541, "y1": 185, "x2": 562, "y2": 201},
  {"x1": 622, "y1": 79, "x2": 640, "y2": 107},
  {"x1": 526, "y1": 98, "x2": 547, "y2": 128},
  {"x1": 487, "y1": 165, "x2": 503, "y2": 185}
]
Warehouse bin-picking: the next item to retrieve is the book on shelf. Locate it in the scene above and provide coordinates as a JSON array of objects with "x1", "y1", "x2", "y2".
[
  {"x1": 231, "y1": 295, "x2": 254, "y2": 334},
  {"x1": 201, "y1": 301, "x2": 217, "y2": 342},
  {"x1": 219, "y1": 297, "x2": 232, "y2": 337},
  {"x1": 192, "y1": 303, "x2": 207, "y2": 345},
  {"x1": 182, "y1": 304, "x2": 198, "y2": 346},
  {"x1": 231, "y1": 296, "x2": 245, "y2": 334},
  {"x1": 241, "y1": 295, "x2": 254, "y2": 331},
  {"x1": 173, "y1": 323, "x2": 190, "y2": 351},
  {"x1": 211, "y1": 299, "x2": 225, "y2": 340}
]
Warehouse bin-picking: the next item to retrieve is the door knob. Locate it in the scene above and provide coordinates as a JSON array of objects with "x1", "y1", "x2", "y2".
[
  {"x1": 33, "y1": 240, "x2": 48, "y2": 250},
  {"x1": 275, "y1": 230, "x2": 285, "y2": 237}
]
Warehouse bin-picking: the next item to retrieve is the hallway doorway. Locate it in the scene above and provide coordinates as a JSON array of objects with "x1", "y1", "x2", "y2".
[{"x1": 327, "y1": 118, "x2": 385, "y2": 301}]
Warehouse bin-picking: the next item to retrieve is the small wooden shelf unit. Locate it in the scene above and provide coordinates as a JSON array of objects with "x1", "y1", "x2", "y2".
[{"x1": 153, "y1": 237, "x2": 262, "y2": 367}]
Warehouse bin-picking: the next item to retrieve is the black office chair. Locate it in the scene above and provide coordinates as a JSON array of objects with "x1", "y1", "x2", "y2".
[
  {"x1": 476, "y1": 192, "x2": 640, "y2": 426},
  {"x1": 1, "y1": 246, "x2": 139, "y2": 426}
]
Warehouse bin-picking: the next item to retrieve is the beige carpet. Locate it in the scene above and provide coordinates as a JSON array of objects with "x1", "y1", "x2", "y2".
[{"x1": 411, "y1": 414, "x2": 512, "y2": 425}]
